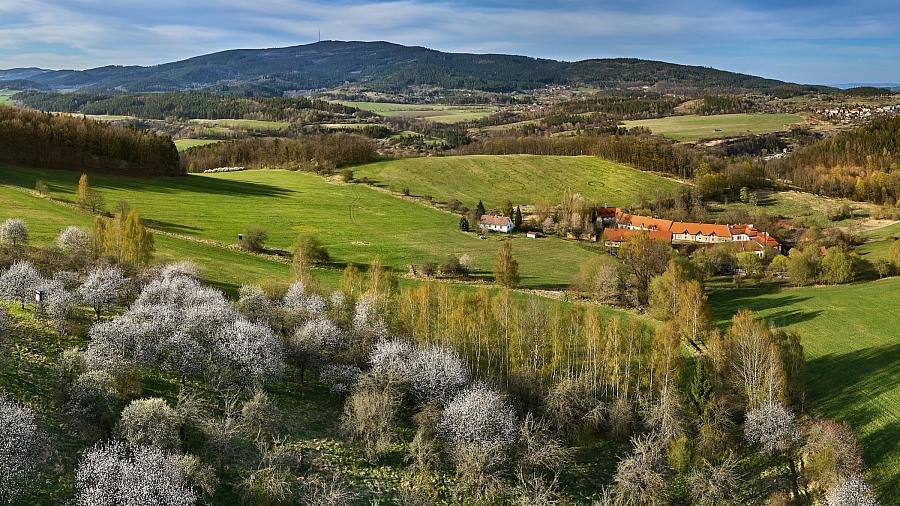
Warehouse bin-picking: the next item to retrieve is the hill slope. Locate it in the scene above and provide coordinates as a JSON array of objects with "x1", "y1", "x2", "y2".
[
  {"x1": 352, "y1": 154, "x2": 682, "y2": 209},
  {"x1": 0, "y1": 41, "x2": 822, "y2": 95}
]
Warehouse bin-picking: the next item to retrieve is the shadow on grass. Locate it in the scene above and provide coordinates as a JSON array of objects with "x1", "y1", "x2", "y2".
[
  {"x1": 806, "y1": 342, "x2": 900, "y2": 499},
  {"x1": 708, "y1": 286, "x2": 817, "y2": 328}
]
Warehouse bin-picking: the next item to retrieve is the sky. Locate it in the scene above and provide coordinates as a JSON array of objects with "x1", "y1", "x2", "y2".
[{"x1": 0, "y1": 0, "x2": 898, "y2": 85}]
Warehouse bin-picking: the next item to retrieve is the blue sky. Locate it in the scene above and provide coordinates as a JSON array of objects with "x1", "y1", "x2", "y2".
[{"x1": 0, "y1": 0, "x2": 898, "y2": 84}]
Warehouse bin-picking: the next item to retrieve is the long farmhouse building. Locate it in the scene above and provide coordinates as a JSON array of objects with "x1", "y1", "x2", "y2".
[{"x1": 600, "y1": 208, "x2": 781, "y2": 257}]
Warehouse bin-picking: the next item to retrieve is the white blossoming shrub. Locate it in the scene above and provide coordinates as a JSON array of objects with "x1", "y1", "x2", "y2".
[
  {"x1": 76, "y1": 441, "x2": 197, "y2": 506},
  {"x1": 743, "y1": 402, "x2": 802, "y2": 455},
  {"x1": 352, "y1": 294, "x2": 388, "y2": 342},
  {"x1": 77, "y1": 266, "x2": 127, "y2": 320},
  {"x1": 237, "y1": 285, "x2": 272, "y2": 323},
  {"x1": 0, "y1": 396, "x2": 40, "y2": 503},
  {"x1": 369, "y1": 339, "x2": 414, "y2": 379},
  {"x1": 369, "y1": 340, "x2": 468, "y2": 405},
  {"x1": 158, "y1": 262, "x2": 200, "y2": 281},
  {"x1": 0, "y1": 260, "x2": 42, "y2": 307},
  {"x1": 283, "y1": 282, "x2": 326, "y2": 318},
  {"x1": 319, "y1": 364, "x2": 362, "y2": 394},
  {"x1": 117, "y1": 398, "x2": 181, "y2": 451},
  {"x1": 440, "y1": 383, "x2": 518, "y2": 456},
  {"x1": 85, "y1": 275, "x2": 284, "y2": 387},
  {"x1": 57, "y1": 225, "x2": 91, "y2": 254},
  {"x1": 826, "y1": 475, "x2": 879, "y2": 506},
  {"x1": 0, "y1": 218, "x2": 28, "y2": 248}
]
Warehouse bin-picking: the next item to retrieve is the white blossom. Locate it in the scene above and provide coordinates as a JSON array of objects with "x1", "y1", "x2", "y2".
[
  {"x1": 158, "y1": 262, "x2": 200, "y2": 281},
  {"x1": 0, "y1": 260, "x2": 42, "y2": 307},
  {"x1": 237, "y1": 285, "x2": 271, "y2": 323},
  {"x1": 57, "y1": 225, "x2": 91, "y2": 253},
  {"x1": 0, "y1": 218, "x2": 28, "y2": 248},
  {"x1": 352, "y1": 294, "x2": 388, "y2": 341},
  {"x1": 369, "y1": 339, "x2": 414, "y2": 379},
  {"x1": 440, "y1": 383, "x2": 517, "y2": 454},
  {"x1": 369, "y1": 340, "x2": 468, "y2": 404},
  {"x1": 77, "y1": 266, "x2": 127, "y2": 320},
  {"x1": 283, "y1": 282, "x2": 326, "y2": 317},
  {"x1": 744, "y1": 402, "x2": 802, "y2": 455},
  {"x1": 0, "y1": 396, "x2": 40, "y2": 503},
  {"x1": 319, "y1": 364, "x2": 362, "y2": 393},
  {"x1": 117, "y1": 398, "x2": 181, "y2": 451},
  {"x1": 826, "y1": 475, "x2": 879, "y2": 506},
  {"x1": 216, "y1": 318, "x2": 284, "y2": 385},
  {"x1": 76, "y1": 441, "x2": 197, "y2": 506}
]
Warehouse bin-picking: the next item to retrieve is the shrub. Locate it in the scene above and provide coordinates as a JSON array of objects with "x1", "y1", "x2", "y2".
[
  {"x1": 608, "y1": 434, "x2": 670, "y2": 505},
  {"x1": 241, "y1": 390, "x2": 281, "y2": 436},
  {"x1": 743, "y1": 402, "x2": 801, "y2": 455},
  {"x1": 342, "y1": 380, "x2": 402, "y2": 461},
  {"x1": 117, "y1": 398, "x2": 181, "y2": 451},
  {"x1": 825, "y1": 475, "x2": 878, "y2": 506},
  {"x1": 57, "y1": 225, "x2": 92, "y2": 254},
  {"x1": 339, "y1": 168, "x2": 354, "y2": 182},
  {"x1": 440, "y1": 383, "x2": 518, "y2": 474},
  {"x1": 0, "y1": 260, "x2": 42, "y2": 308},
  {"x1": 319, "y1": 364, "x2": 361, "y2": 394},
  {"x1": 237, "y1": 285, "x2": 273, "y2": 324},
  {"x1": 292, "y1": 234, "x2": 330, "y2": 273},
  {"x1": 76, "y1": 265, "x2": 127, "y2": 321},
  {"x1": 76, "y1": 441, "x2": 197, "y2": 505},
  {"x1": 0, "y1": 218, "x2": 28, "y2": 249},
  {"x1": 0, "y1": 396, "x2": 41, "y2": 503},
  {"x1": 56, "y1": 348, "x2": 87, "y2": 402},
  {"x1": 35, "y1": 179, "x2": 49, "y2": 196},
  {"x1": 67, "y1": 370, "x2": 122, "y2": 436},
  {"x1": 241, "y1": 227, "x2": 268, "y2": 252}
]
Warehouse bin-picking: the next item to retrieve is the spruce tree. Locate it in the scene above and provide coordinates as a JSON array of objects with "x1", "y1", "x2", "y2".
[
  {"x1": 514, "y1": 206, "x2": 523, "y2": 228},
  {"x1": 475, "y1": 200, "x2": 486, "y2": 220},
  {"x1": 459, "y1": 216, "x2": 469, "y2": 232}
]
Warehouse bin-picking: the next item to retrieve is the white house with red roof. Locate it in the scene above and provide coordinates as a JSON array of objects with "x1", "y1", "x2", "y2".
[{"x1": 479, "y1": 214, "x2": 514, "y2": 233}]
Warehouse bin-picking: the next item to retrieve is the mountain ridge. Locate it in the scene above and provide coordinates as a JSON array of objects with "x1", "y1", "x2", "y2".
[{"x1": 0, "y1": 40, "x2": 827, "y2": 95}]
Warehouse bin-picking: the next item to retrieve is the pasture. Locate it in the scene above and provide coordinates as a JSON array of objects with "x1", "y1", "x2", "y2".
[
  {"x1": 188, "y1": 118, "x2": 290, "y2": 132},
  {"x1": 337, "y1": 101, "x2": 495, "y2": 123},
  {"x1": 173, "y1": 138, "x2": 223, "y2": 151},
  {"x1": 0, "y1": 89, "x2": 16, "y2": 104},
  {"x1": 709, "y1": 279, "x2": 900, "y2": 498},
  {"x1": 709, "y1": 189, "x2": 882, "y2": 229},
  {"x1": 857, "y1": 221, "x2": 900, "y2": 262},
  {"x1": 0, "y1": 166, "x2": 603, "y2": 289},
  {"x1": 622, "y1": 113, "x2": 806, "y2": 142},
  {"x1": 351, "y1": 154, "x2": 683, "y2": 209}
]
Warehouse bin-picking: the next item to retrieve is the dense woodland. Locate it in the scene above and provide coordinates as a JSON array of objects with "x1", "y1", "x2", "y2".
[
  {"x1": 179, "y1": 135, "x2": 377, "y2": 173},
  {"x1": 0, "y1": 105, "x2": 181, "y2": 176},
  {"x1": 769, "y1": 117, "x2": 900, "y2": 204},
  {"x1": 14, "y1": 91, "x2": 362, "y2": 122}
]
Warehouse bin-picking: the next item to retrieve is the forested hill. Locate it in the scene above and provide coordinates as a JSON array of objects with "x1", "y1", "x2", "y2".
[{"x1": 0, "y1": 41, "x2": 823, "y2": 95}]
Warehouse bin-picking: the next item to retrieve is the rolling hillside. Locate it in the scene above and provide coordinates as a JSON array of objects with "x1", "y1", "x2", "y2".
[
  {"x1": 0, "y1": 166, "x2": 603, "y2": 289},
  {"x1": 0, "y1": 41, "x2": 824, "y2": 94},
  {"x1": 352, "y1": 154, "x2": 682, "y2": 209}
]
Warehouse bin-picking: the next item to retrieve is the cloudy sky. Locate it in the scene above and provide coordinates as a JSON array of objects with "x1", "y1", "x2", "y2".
[{"x1": 1, "y1": 0, "x2": 898, "y2": 85}]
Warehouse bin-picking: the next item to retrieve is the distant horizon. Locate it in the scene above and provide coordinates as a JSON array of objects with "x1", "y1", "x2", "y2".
[{"x1": 1, "y1": 1, "x2": 898, "y2": 84}]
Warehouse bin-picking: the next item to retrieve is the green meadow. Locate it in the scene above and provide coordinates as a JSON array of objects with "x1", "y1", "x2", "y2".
[
  {"x1": 857, "y1": 221, "x2": 900, "y2": 262},
  {"x1": 173, "y1": 138, "x2": 224, "y2": 151},
  {"x1": 709, "y1": 279, "x2": 900, "y2": 498},
  {"x1": 352, "y1": 154, "x2": 682, "y2": 209},
  {"x1": 623, "y1": 113, "x2": 806, "y2": 142},
  {"x1": 0, "y1": 89, "x2": 16, "y2": 104},
  {"x1": 0, "y1": 166, "x2": 603, "y2": 289},
  {"x1": 337, "y1": 101, "x2": 495, "y2": 123}
]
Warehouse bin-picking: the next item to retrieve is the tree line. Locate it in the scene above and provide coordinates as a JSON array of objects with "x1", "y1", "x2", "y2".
[
  {"x1": 0, "y1": 105, "x2": 181, "y2": 176},
  {"x1": 769, "y1": 116, "x2": 900, "y2": 204},
  {"x1": 13, "y1": 91, "x2": 363, "y2": 122},
  {"x1": 179, "y1": 134, "x2": 377, "y2": 173}
]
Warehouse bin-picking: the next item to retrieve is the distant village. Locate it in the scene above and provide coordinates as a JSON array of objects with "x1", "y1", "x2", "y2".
[
  {"x1": 479, "y1": 207, "x2": 781, "y2": 258},
  {"x1": 818, "y1": 104, "x2": 900, "y2": 124}
]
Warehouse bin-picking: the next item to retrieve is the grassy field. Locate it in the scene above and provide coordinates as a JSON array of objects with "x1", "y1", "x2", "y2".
[
  {"x1": 709, "y1": 190, "x2": 883, "y2": 229},
  {"x1": 709, "y1": 279, "x2": 900, "y2": 498},
  {"x1": 337, "y1": 101, "x2": 495, "y2": 123},
  {"x1": 0, "y1": 89, "x2": 16, "y2": 104},
  {"x1": 173, "y1": 138, "x2": 223, "y2": 151},
  {"x1": 0, "y1": 166, "x2": 602, "y2": 289},
  {"x1": 188, "y1": 118, "x2": 290, "y2": 131},
  {"x1": 622, "y1": 113, "x2": 806, "y2": 142},
  {"x1": 857, "y1": 221, "x2": 900, "y2": 262},
  {"x1": 352, "y1": 155, "x2": 683, "y2": 209}
]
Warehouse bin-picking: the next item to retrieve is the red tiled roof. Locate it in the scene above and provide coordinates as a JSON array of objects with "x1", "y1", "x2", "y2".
[
  {"x1": 670, "y1": 222, "x2": 731, "y2": 237},
  {"x1": 480, "y1": 215, "x2": 511, "y2": 226},
  {"x1": 602, "y1": 228, "x2": 673, "y2": 243}
]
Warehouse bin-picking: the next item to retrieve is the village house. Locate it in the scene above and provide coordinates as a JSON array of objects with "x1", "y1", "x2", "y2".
[
  {"x1": 479, "y1": 214, "x2": 514, "y2": 233},
  {"x1": 598, "y1": 207, "x2": 781, "y2": 257}
]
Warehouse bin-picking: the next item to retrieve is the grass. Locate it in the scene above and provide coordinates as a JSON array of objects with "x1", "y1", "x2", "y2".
[
  {"x1": 709, "y1": 279, "x2": 900, "y2": 498},
  {"x1": 173, "y1": 138, "x2": 223, "y2": 151},
  {"x1": 709, "y1": 190, "x2": 885, "y2": 229},
  {"x1": 857, "y1": 222, "x2": 900, "y2": 262},
  {"x1": 188, "y1": 118, "x2": 290, "y2": 131},
  {"x1": 0, "y1": 166, "x2": 602, "y2": 290},
  {"x1": 337, "y1": 101, "x2": 495, "y2": 123},
  {"x1": 352, "y1": 155, "x2": 683, "y2": 209},
  {"x1": 0, "y1": 89, "x2": 16, "y2": 104},
  {"x1": 622, "y1": 113, "x2": 806, "y2": 142}
]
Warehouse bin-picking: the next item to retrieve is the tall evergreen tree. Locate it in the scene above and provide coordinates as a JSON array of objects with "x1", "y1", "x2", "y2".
[
  {"x1": 475, "y1": 200, "x2": 486, "y2": 220},
  {"x1": 514, "y1": 206, "x2": 523, "y2": 228}
]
